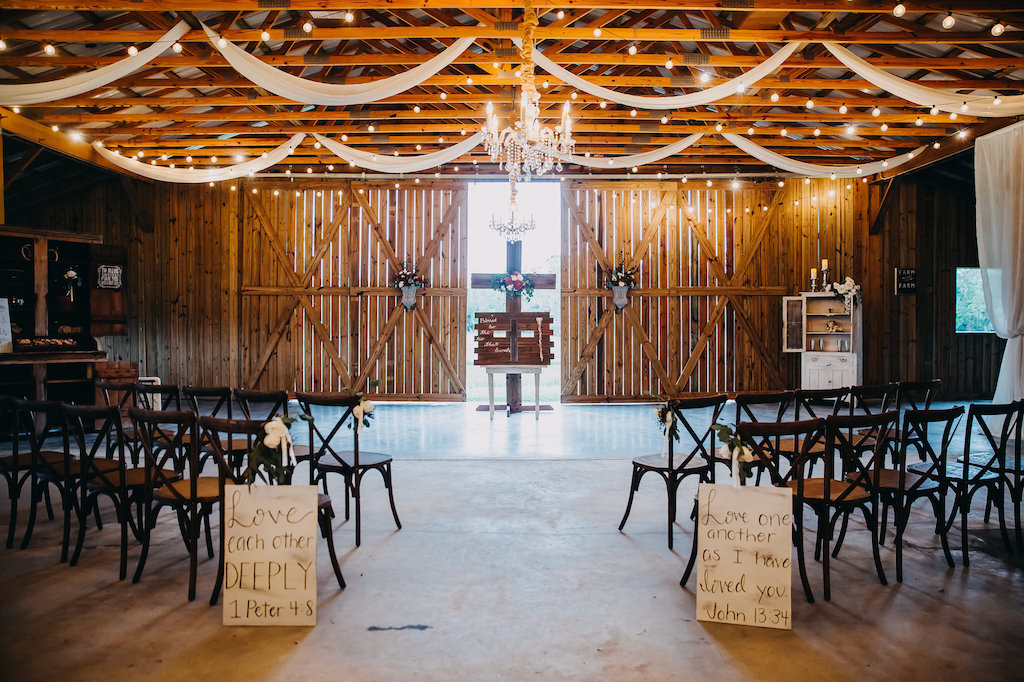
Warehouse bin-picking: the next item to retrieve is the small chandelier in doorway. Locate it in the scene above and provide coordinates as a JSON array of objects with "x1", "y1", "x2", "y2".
[{"x1": 489, "y1": 191, "x2": 537, "y2": 242}]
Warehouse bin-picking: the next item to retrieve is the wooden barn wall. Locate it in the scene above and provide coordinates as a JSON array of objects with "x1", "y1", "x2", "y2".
[
  {"x1": 560, "y1": 175, "x2": 996, "y2": 401},
  {"x1": 8, "y1": 178, "x2": 468, "y2": 399},
  {"x1": 7, "y1": 170, "x2": 995, "y2": 400}
]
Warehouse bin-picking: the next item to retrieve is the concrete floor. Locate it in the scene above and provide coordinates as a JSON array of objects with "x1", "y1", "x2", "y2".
[{"x1": 1, "y1": 403, "x2": 1023, "y2": 681}]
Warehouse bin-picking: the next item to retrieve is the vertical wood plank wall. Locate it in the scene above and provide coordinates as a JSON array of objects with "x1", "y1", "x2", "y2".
[{"x1": 8, "y1": 172, "x2": 998, "y2": 399}]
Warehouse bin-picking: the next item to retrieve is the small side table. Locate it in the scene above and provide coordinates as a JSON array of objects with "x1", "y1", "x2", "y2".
[{"x1": 485, "y1": 364, "x2": 543, "y2": 420}]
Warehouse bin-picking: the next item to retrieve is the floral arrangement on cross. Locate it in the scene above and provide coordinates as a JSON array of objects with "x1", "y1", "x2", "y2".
[
  {"x1": 492, "y1": 270, "x2": 535, "y2": 301},
  {"x1": 823, "y1": 276, "x2": 862, "y2": 312},
  {"x1": 392, "y1": 263, "x2": 427, "y2": 289},
  {"x1": 710, "y1": 423, "x2": 757, "y2": 485},
  {"x1": 605, "y1": 259, "x2": 640, "y2": 289},
  {"x1": 247, "y1": 414, "x2": 312, "y2": 486}
]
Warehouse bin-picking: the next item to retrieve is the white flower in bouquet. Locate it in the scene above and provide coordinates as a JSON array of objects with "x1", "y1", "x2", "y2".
[{"x1": 263, "y1": 417, "x2": 295, "y2": 466}]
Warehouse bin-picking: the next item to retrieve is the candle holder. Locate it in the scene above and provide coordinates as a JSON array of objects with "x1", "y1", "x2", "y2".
[
  {"x1": 810, "y1": 275, "x2": 819, "y2": 292},
  {"x1": 820, "y1": 268, "x2": 830, "y2": 286}
]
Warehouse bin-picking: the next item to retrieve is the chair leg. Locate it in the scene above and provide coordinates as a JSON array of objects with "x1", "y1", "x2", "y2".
[
  {"x1": 43, "y1": 485, "x2": 55, "y2": 521},
  {"x1": 984, "y1": 493, "x2": 993, "y2": 524},
  {"x1": 932, "y1": 496, "x2": 954, "y2": 569},
  {"x1": 203, "y1": 506, "x2": 215, "y2": 559},
  {"x1": 995, "y1": 486, "x2": 1014, "y2": 556},
  {"x1": 118, "y1": 501, "x2": 128, "y2": 580},
  {"x1": 320, "y1": 508, "x2": 346, "y2": 590},
  {"x1": 20, "y1": 478, "x2": 41, "y2": 550},
  {"x1": 70, "y1": 498, "x2": 88, "y2": 566},
  {"x1": 863, "y1": 504, "x2": 887, "y2": 586},
  {"x1": 680, "y1": 499, "x2": 699, "y2": 588},
  {"x1": 6, "y1": 483, "x2": 18, "y2": 549},
  {"x1": 1011, "y1": 484, "x2": 1023, "y2": 551},
  {"x1": 831, "y1": 510, "x2": 851, "y2": 559},
  {"x1": 60, "y1": 486, "x2": 73, "y2": 563},
  {"x1": 793, "y1": 520, "x2": 815, "y2": 604},
  {"x1": 133, "y1": 507, "x2": 154, "y2": 584},
  {"x1": 878, "y1": 498, "x2": 889, "y2": 545},
  {"x1": 961, "y1": 488, "x2": 972, "y2": 568},
  {"x1": 187, "y1": 514, "x2": 198, "y2": 602},
  {"x1": 820, "y1": 508, "x2": 832, "y2": 602},
  {"x1": 353, "y1": 471, "x2": 362, "y2": 547},
  {"x1": 617, "y1": 466, "x2": 642, "y2": 532},
  {"x1": 666, "y1": 475, "x2": 677, "y2": 550},
  {"x1": 381, "y1": 465, "x2": 401, "y2": 531},
  {"x1": 894, "y1": 503, "x2": 909, "y2": 583}
]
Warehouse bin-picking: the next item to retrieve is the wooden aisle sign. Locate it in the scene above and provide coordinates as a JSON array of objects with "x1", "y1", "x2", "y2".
[
  {"x1": 223, "y1": 484, "x2": 318, "y2": 627},
  {"x1": 695, "y1": 483, "x2": 793, "y2": 630},
  {"x1": 473, "y1": 312, "x2": 554, "y2": 365}
]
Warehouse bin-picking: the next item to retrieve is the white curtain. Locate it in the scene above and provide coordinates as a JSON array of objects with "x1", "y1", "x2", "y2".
[
  {"x1": 314, "y1": 131, "x2": 483, "y2": 172},
  {"x1": 203, "y1": 23, "x2": 476, "y2": 106},
  {"x1": 564, "y1": 133, "x2": 703, "y2": 168},
  {"x1": 93, "y1": 134, "x2": 305, "y2": 183},
  {"x1": 823, "y1": 43, "x2": 1024, "y2": 118},
  {"x1": 0, "y1": 21, "x2": 189, "y2": 106},
  {"x1": 723, "y1": 133, "x2": 926, "y2": 178},
  {"x1": 521, "y1": 40, "x2": 802, "y2": 111},
  {"x1": 975, "y1": 121, "x2": 1024, "y2": 403}
]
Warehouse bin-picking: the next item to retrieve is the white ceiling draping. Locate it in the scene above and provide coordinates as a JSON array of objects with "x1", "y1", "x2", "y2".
[
  {"x1": 563, "y1": 133, "x2": 703, "y2": 168},
  {"x1": 822, "y1": 42, "x2": 1024, "y2": 117},
  {"x1": 723, "y1": 133, "x2": 928, "y2": 178},
  {"x1": 202, "y1": 23, "x2": 477, "y2": 106},
  {"x1": 313, "y1": 131, "x2": 484, "y2": 172},
  {"x1": 0, "y1": 21, "x2": 189, "y2": 106},
  {"x1": 94, "y1": 133, "x2": 305, "y2": 182}
]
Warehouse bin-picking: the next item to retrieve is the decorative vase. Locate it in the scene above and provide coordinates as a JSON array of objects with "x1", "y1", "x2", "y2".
[
  {"x1": 611, "y1": 284, "x2": 630, "y2": 311},
  {"x1": 400, "y1": 285, "x2": 418, "y2": 311}
]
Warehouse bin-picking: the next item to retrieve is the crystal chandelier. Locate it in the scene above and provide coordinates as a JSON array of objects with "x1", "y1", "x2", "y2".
[
  {"x1": 489, "y1": 195, "x2": 537, "y2": 242},
  {"x1": 482, "y1": 0, "x2": 574, "y2": 194}
]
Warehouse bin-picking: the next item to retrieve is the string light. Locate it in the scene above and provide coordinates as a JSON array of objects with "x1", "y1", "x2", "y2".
[
  {"x1": 416, "y1": 144, "x2": 422, "y2": 150},
  {"x1": 991, "y1": 23, "x2": 1005, "y2": 37},
  {"x1": 51, "y1": 125, "x2": 59, "y2": 132},
  {"x1": 872, "y1": 107, "x2": 881, "y2": 117},
  {"x1": 127, "y1": 46, "x2": 138, "y2": 56},
  {"x1": 230, "y1": 185, "x2": 236, "y2": 191},
  {"x1": 915, "y1": 117, "x2": 923, "y2": 126},
  {"x1": 929, "y1": 105, "x2": 939, "y2": 115},
  {"x1": 731, "y1": 178, "x2": 739, "y2": 189},
  {"x1": 748, "y1": 127, "x2": 755, "y2": 135},
  {"x1": 466, "y1": 76, "x2": 473, "y2": 84},
  {"x1": 949, "y1": 112, "x2": 957, "y2": 120},
  {"x1": 0, "y1": 39, "x2": 6, "y2": 50},
  {"x1": 628, "y1": 45, "x2": 637, "y2": 55},
  {"x1": 557, "y1": 10, "x2": 565, "y2": 19},
  {"x1": 941, "y1": 12, "x2": 955, "y2": 30},
  {"x1": 541, "y1": 80, "x2": 549, "y2": 88},
  {"x1": 804, "y1": 177, "x2": 811, "y2": 185},
  {"x1": 706, "y1": 180, "x2": 712, "y2": 187},
  {"x1": 302, "y1": 21, "x2": 313, "y2": 32},
  {"x1": 780, "y1": 128, "x2": 788, "y2": 136},
  {"x1": 961, "y1": 102, "x2": 968, "y2": 112},
  {"x1": 665, "y1": 58, "x2": 673, "y2": 69},
  {"x1": 839, "y1": 104, "x2": 848, "y2": 115},
  {"x1": 593, "y1": 28, "x2": 602, "y2": 37},
  {"x1": 736, "y1": 83, "x2": 746, "y2": 94},
  {"x1": 44, "y1": 44, "x2": 56, "y2": 55},
  {"x1": 881, "y1": 123, "x2": 889, "y2": 132},
  {"x1": 313, "y1": 141, "x2": 321, "y2": 149},
  {"x1": 892, "y1": 3, "x2": 906, "y2": 17},
  {"x1": 805, "y1": 99, "x2": 814, "y2": 109},
  {"x1": 172, "y1": 42, "x2": 182, "y2": 53},
  {"x1": 630, "y1": 109, "x2": 637, "y2": 117},
  {"x1": 344, "y1": 11, "x2": 355, "y2": 22},
  {"x1": 261, "y1": 31, "x2": 270, "y2": 41},
  {"x1": 600, "y1": 101, "x2": 607, "y2": 109},
  {"x1": 185, "y1": 155, "x2": 193, "y2": 163},
  {"x1": 958, "y1": 129, "x2": 967, "y2": 139},
  {"x1": 413, "y1": 105, "x2": 420, "y2": 113},
  {"x1": 994, "y1": 96, "x2": 1002, "y2": 105},
  {"x1": 210, "y1": 156, "x2": 218, "y2": 163},
  {"x1": 661, "y1": 116, "x2": 668, "y2": 124},
  {"x1": 813, "y1": 128, "x2": 821, "y2": 136},
  {"x1": 217, "y1": 38, "x2": 227, "y2": 48},
  {"x1": 846, "y1": 125, "x2": 856, "y2": 135},
  {"x1": 699, "y1": 72, "x2": 711, "y2": 84},
  {"x1": 631, "y1": 166, "x2": 638, "y2": 173},
  {"x1": 571, "y1": 92, "x2": 578, "y2": 100},
  {"x1": 440, "y1": 92, "x2": 447, "y2": 100},
  {"x1": 11, "y1": 106, "x2": 17, "y2": 113},
  {"x1": 341, "y1": 134, "x2": 348, "y2": 142},
  {"x1": 715, "y1": 123, "x2": 723, "y2": 132},
  {"x1": 368, "y1": 124, "x2": 375, "y2": 132},
  {"x1": 933, "y1": 141, "x2": 940, "y2": 149}
]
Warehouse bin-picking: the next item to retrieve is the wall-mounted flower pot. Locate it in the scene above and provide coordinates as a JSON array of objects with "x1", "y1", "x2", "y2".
[
  {"x1": 401, "y1": 285, "x2": 418, "y2": 311},
  {"x1": 611, "y1": 284, "x2": 630, "y2": 311}
]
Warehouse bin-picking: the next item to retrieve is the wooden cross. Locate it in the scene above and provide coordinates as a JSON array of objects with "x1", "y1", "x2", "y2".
[{"x1": 470, "y1": 241, "x2": 556, "y2": 414}]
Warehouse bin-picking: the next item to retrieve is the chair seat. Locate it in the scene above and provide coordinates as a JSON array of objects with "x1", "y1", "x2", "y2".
[
  {"x1": 631, "y1": 453, "x2": 709, "y2": 473},
  {"x1": 908, "y1": 460, "x2": 1001, "y2": 482},
  {"x1": 89, "y1": 466, "x2": 181, "y2": 489},
  {"x1": 293, "y1": 444, "x2": 312, "y2": 461},
  {"x1": 958, "y1": 453, "x2": 1024, "y2": 473},
  {"x1": 859, "y1": 468, "x2": 939, "y2": 492},
  {"x1": 178, "y1": 432, "x2": 251, "y2": 451},
  {"x1": 787, "y1": 478, "x2": 870, "y2": 502},
  {"x1": 774, "y1": 436, "x2": 826, "y2": 455},
  {"x1": 1, "y1": 450, "x2": 64, "y2": 470},
  {"x1": 317, "y1": 493, "x2": 331, "y2": 509},
  {"x1": 320, "y1": 451, "x2": 392, "y2": 470},
  {"x1": 155, "y1": 476, "x2": 220, "y2": 503}
]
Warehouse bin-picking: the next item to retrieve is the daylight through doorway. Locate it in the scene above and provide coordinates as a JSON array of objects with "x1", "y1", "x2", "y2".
[{"x1": 466, "y1": 181, "x2": 561, "y2": 404}]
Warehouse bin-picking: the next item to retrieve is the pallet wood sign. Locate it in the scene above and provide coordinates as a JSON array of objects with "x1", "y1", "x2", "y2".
[
  {"x1": 695, "y1": 483, "x2": 792, "y2": 630},
  {"x1": 474, "y1": 312, "x2": 554, "y2": 366},
  {"x1": 222, "y1": 484, "x2": 318, "y2": 627}
]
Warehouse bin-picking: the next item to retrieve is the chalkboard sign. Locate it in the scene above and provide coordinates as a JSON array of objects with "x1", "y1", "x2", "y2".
[
  {"x1": 223, "y1": 484, "x2": 318, "y2": 626},
  {"x1": 695, "y1": 483, "x2": 792, "y2": 630},
  {"x1": 894, "y1": 267, "x2": 917, "y2": 295}
]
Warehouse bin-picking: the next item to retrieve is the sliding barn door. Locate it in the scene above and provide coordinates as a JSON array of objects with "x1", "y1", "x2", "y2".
[
  {"x1": 241, "y1": 180, "x2": 467, "y2": 399},
  {"x1": 561, "y1": 181, "x2": 788, "y2": 401}
]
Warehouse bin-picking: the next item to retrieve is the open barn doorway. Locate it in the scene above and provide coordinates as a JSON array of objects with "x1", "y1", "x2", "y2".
[{"x1": 466, "y1": 181, "x2": 562, "y2": 406}]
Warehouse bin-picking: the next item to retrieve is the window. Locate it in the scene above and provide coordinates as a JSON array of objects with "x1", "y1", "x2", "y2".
[{"x1": 955, "y1": 268, "x2": 995, "y2": 333}]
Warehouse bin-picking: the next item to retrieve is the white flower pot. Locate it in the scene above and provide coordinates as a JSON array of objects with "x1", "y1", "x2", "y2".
[
  {"x1": 400, "y1": 285, "x2": 418, "y2": 311},
  {"x1": 611, "y1": 284, "x2": 630, "y2": 311}
]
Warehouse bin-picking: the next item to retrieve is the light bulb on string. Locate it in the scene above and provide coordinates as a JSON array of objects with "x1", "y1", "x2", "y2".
[
  {"x1": 881, "y1": 123, "x2": 889, "y2": 132},
  {"x1": 715, "y1": 123, "x2": 723, "y2": 132},
  {"x1": 941, "y1": 13, "x2": 955, "y2": 30},
  {"x1": 172, "y1": 42, "x2": 182, "y2": 53},
  {"x1": 44, "y1": 44, "x2": 56, "y2": 55},
  {"x1": 893, "y1": 3, "x2": 906, "y2": 17},
  {"x1": 628, "y1": 45, "x2": 637, "y2": 55},
  {"x1": 127, "y1": 45, "x2": 138, "y2": 56},
  {"x1": 780, "y1": 128, "x2": 788, "y2": 136},
  {"x1": 872, "y1": 107, "x2": 881, "y2": 117},
  {"x1": 557, "y1": 10, "x2": 565, "y2": 19},
  {"x1": 839, "y1": 104, "x2": 848, "y2": 114},
  {"x1": 991, "y1": 23, "x2": 1005, "y2": 37},
  {"x1": 813, "y1": 128, "x2": 821, "y2": 136},
  {"x1": 915, "y1": 117, "x2": 923, "y2": 126},
  {"x1": 665, "y1": 59, "x2": 673, "y2": 69},
  {"x1": 261, "y1": 31, "x2": 270, "y2": 41},
  {"x1": 303, "y1": 21, "x2": 313, "y2": 32},
  {"x1": 661, "y1": 116, "x2": 668, "y2": 124},
  {"x1": 929, "y1": 105, "x2": 939, "y2": 115},
  {"x1": 593, "y1": 28, "x2": 602, "y2": 37},
  {"x1": 344, "y1": 11, "x2": 355, "y2": 22},
  {"x1": 805, "y1": 99, "x2": 814, "y2": 109}
]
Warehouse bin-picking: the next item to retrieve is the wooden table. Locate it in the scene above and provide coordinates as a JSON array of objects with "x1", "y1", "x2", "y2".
[{"x1": 486, "y1": 364, "x2": 543, "y2": 420}]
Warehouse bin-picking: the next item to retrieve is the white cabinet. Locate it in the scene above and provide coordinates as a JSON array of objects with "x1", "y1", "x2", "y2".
[{"x1": 782, "y1": 292, "x2": 863, "y2": 390}]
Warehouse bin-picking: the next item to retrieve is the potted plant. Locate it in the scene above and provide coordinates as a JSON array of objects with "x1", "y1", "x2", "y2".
[
  {"x1": 605, "y1": 260, "x2": 639, "y2": 311},
  {"x1": 392, "y1": 264, "x2": 427, "y2": 311}
]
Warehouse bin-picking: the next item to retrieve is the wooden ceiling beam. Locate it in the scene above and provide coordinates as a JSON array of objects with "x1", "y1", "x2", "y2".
[
  {"x1": 2, "y1": 26, "x2": 1022, "y2": 44},
  {"x1": 0, "y1": 1, "x2": 1016, "y2": 12},
  {"x1": 0, "y1": 106, "x2": 136, "y2": 177}
]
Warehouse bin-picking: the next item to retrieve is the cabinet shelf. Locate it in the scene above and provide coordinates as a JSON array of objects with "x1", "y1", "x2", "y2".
[{"x1": 806, "y1": 331, "x2": 851, "y2": 335}]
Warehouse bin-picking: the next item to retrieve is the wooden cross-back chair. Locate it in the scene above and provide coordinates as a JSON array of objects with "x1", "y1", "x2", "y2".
[
  {"x1": 295, "y1": 392, "x2": 401, "y2": 547},
  {"x1": 876, "y1": 407, "x2": 964, "y2": 582},
  {"x1": 617, "y1": 394, "x2": 728, "y2": 549},
  {"x1": 234, "y1": 389, "x2": 311, "y2": 461},
  {"x1": 895, "y1": 379, "x2": 943, "y2": 459},
  {"x1": 182, "y1": 386, "x2": 239, "y2": 469},
  {"x1": 848, "y1": 383, "x2": 898, "y2": 457},
  {"x1": 62, "y1": 404, "x2": 133, "y2": 578},
  {"x1": 775, "y1": 387, "x2": 850, "y2": 471},
  {"x1": 129, "y1": 408, "x2": 217, "y2": 602},
  {"x1": 200, "y1": 415, "x2": 347, "y2": 606},
  {"x1": 95, "y1": 379, "x2": 140, "y2": 463},
  {"x1": 134, "y1": 382, "x2": 181, "y2": 412},
  {"x1": 1, "y1": 395, "x2": 33, "y2": 549},
  {"x1": 940, "y1": 401, "x2": 1023, "y2": 566},
  {"x1": 733, "y1": 390, "x2": 794, "y2": 425}
]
